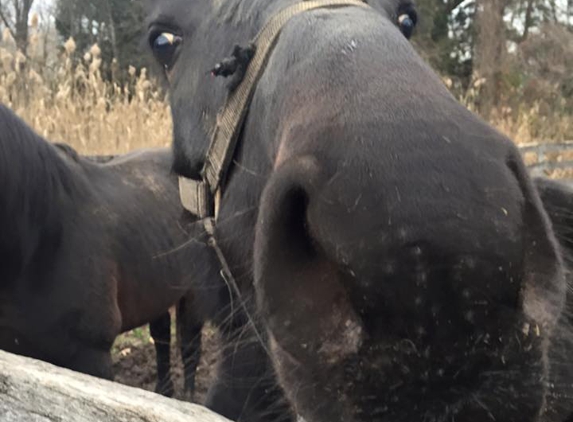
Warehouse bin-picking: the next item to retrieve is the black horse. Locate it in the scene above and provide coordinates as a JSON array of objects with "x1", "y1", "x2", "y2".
[
  {"x1": 145, "y1": 0, "x2": 573, "y2": 421},
  {"x1": 532, "y1": 176, "x2": 573, "y2": 422},
  {"x1": 0, "y1": 104, "x2": 222, "y2": 399}
]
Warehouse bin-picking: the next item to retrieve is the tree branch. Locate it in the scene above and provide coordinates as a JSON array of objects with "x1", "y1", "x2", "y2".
[
  {"x1": 11, "y1": 0, "x2": 19, "y2": 22},
  {"x1": 0, "y1": 5, "x2": 16, "y2": 40},
  {"x1": 445, "y1": 0, "x2": 467, "y2": 15},
  {"x1": 521, "y1": 0, "x2": 536, "y2": 42}
]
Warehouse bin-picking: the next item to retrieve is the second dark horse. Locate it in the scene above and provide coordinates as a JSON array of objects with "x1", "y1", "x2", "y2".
[{"x1": 0, "y1": 104, "x2": 216, "y2": 398}]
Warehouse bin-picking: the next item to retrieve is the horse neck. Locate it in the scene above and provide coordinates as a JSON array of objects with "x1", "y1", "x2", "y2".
[
  {"x1": 0, "y1": 124, "x2": 87, "y2": 284},
  {"x1": 5, "y1": 132, "x2": 83, "y2": 210}
]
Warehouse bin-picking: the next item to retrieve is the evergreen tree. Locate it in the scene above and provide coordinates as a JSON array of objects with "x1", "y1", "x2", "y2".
[{"x1": 54, "y1": 0, "x2": 146, "y2": 80}]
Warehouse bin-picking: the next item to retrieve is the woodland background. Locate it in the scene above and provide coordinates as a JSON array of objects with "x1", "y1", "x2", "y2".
[{"x1": 0, "y1": 0, "x2": 572, "y2": 151}]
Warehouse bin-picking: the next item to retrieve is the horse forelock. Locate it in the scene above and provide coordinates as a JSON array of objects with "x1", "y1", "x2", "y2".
[{"x1": 53, "y1": 142, "x2": 82, "y2": 163}]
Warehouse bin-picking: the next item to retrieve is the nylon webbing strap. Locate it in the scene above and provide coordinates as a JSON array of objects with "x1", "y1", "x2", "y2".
[{"x1": 202, "y1": 0, "x2": 369, "y2": 195}]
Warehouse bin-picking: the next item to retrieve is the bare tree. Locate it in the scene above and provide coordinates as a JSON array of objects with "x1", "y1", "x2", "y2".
[
  {"x1": 103, "y1": 0, "x2": 120, "y2": 70},
  {"x1": 521, "y1": 0, "x2": 536, "y2": 41},
  {"x1": 0, "y1": 0, "x2": 35, "y2": 53},
  {"x1": 473, "y1": 0, "x2": 508, "y2": 118}
]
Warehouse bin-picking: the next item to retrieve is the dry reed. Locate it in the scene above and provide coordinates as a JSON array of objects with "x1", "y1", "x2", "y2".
[
  {"x1": 0, "y1": 33, "x2": 171, "y2": 155},
  {"x1": 0, "y1": 31, "x2": 570, "y2": 156}
]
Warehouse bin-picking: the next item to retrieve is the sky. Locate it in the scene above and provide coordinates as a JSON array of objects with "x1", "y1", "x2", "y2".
[{"x1": 30, "y1": 0, "x2": 57, "y2": 17}]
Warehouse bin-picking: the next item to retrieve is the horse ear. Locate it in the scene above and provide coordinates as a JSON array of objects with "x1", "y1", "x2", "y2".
[{"x1": 535, "y1": 177, "x2": 573, "y2": 257}]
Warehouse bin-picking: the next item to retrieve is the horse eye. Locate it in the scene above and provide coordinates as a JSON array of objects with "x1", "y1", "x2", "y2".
[
  {"x1": 398, "y1": 14, "x2": 415, "y2": 39},
  {"x1": 150, "y1": 32, "x2": 182, "y2": 69}
]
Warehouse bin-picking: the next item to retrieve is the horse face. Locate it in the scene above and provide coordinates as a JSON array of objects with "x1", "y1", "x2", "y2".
[
  {"x1": 145, "y1": 0, "x2": 413, "y2": 178},
  {"x1": 146, "y1": 1, "x2": 570, "y2": 421}
]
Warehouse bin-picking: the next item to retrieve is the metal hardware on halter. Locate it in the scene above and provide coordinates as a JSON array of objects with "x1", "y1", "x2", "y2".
[
  {"x1": 178, "y1": 177, "x2": 222, "y2": 220},
  {"x1": 178, "y1": 177, "x2": 211, "y2": 219}
]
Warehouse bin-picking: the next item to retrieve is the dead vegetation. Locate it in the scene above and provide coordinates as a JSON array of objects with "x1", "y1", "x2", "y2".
[
  {"x1": 0, "y1": 30, "x2": 171, "y2": 155},
  {"x1": 1, "y1": 27, "x2": 571, "y2": 157}
]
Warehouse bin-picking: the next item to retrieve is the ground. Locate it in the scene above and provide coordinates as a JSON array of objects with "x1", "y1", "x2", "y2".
[{"x1": 112, "y1": 318, "x2": 219, "y2": 404}]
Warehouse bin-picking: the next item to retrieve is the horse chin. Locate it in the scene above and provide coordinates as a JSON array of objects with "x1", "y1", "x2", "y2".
[
  {"x1": 262, "y1": 258, "x2": 552, "y2": 422},
  {"x1": 271, "y1": 328, "x2": 549, "y2": 422}
]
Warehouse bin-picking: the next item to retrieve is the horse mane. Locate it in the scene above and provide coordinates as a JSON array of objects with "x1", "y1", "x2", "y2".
[
  {"x1": 54, "y1": 142, "x2": 118, "y2": 165},
  {"x1": 0, "y1": 105, "x2": 87, "y2": 289},
  {"x1": 53, "y1": 142, "x2": 82, "y2": 162}
]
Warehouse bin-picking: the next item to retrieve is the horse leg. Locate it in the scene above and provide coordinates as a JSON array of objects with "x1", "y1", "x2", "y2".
[
  {"x1": 149, "y1": 312, "x2": 175, "y2": 397},
  {"x1": 176, "y1": 294, "x2": 203, "y2": 400}
]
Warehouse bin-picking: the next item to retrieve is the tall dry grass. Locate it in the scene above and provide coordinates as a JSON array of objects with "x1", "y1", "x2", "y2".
[
  {"x1": 0, "y1": 31, "x2": 171, "y2": 155},
  {"x1": 0, "y1": 26, "x2": 570, "y2": 156},
  {"x1": 456, "y1": 77, "x2": 573, "y2": 145}
]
